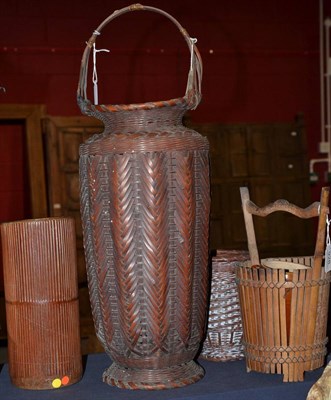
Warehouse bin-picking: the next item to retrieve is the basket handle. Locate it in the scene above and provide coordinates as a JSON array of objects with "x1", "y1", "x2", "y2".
[
  {"x1": 240, "y1": 186, "x2": 330, "y2": 267},
  {"x1": 77, "y1": 3, "x2": 202, "y2": 109}
]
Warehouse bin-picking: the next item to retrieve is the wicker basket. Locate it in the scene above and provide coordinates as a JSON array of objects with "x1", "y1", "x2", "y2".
[
  {"x1": 77, "y1": 5, "x2": 210, "y2": 390},
  {"x1": 200, "y1": 250, "x2": 248, "y2": 361}
]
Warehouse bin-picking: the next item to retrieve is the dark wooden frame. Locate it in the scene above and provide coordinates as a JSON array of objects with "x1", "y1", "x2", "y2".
[{"x1": 0, "y1": 104, "x2": 48, "y2": 218}]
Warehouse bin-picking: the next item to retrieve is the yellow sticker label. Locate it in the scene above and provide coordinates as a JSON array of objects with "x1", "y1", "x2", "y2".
[{"x1": 52, "y1": 378, "x2": 62, "y2": 389}]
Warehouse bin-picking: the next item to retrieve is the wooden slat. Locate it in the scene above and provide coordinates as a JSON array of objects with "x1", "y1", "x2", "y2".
[
  {"x1": 259, "y1": 268, "x2": 269, "y2": 373},
  {"x1": 266, "y1": 267, "x2": 275, "y2": 374},
  {"x1": 279, "y1": 269, "x2": 288, "y2": 382},
  {"x1": 288, "y1": 269, "x2": 299, "y2": 382},
  {"x1": 272, "y1": 268, "x2": 281, "y2": 375},
  {"x1": 240, "y1": 187, "x2": 260, "y2": 266},
  {"x1": 299, "y1": 268, "x2": 310, "y2": 381},
  {"x1": 252, "y1": 268, "x2": 263, "y2": 372},
  {"x1": 305, "y1": 188, "x2": 330, "y2": 371}
]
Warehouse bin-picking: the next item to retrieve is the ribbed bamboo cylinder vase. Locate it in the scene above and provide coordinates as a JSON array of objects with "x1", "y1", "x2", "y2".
[
  {"x1": 77, "y1": 4, "x2": 210, "y2": 390},
  {"x1": 0, "y1": 217, "x2": 82, "y2": 390}
]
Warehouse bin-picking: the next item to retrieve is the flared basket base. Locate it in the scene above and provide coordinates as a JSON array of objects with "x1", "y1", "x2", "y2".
[{"x1": 102, "y1": 360, "x2": 205, "y2": 390}]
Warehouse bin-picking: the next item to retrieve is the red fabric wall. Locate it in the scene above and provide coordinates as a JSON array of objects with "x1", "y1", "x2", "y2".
[{"x1": 0, "y1": 0, "x2": 330, "y2": 200}]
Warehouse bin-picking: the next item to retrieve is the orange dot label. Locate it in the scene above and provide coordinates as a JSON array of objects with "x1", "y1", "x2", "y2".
[{"x1": 61, "y1": 376, "x2": 70, "y2": 385}]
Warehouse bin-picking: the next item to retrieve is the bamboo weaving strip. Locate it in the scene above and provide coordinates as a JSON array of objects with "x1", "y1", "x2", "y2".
[
  {"x1": 272, "y1": 268, "x2": 281, "y2": 375},
  {"x1": 288, "y1": 269, "x2": 298, "y2": 382},
  {"x1": 266, "y1": 268, "x2": 275, "y2": 374},
  {"x1": 279, "y1": 269, "x2": 288, "y2": 382},
  {"x1": 252, "y1": 268, "x2": 263, "y2": 372},
  {"x1": 259, "y1": 268, "x2": 269, "y2": 373}
]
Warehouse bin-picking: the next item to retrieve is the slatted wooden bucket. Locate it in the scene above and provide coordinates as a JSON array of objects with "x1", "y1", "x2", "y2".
[{"x1": 236, "y1": 256, "x2": 330, "y2": 382}]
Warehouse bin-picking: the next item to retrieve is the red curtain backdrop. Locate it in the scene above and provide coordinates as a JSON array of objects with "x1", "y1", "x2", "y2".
[{"x1": 0, "y1": 0, "x2": 330, "y2": 202}]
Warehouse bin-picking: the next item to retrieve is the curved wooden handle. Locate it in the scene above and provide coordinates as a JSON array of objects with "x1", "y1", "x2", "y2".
[
  {"x1": 239, "y1": 186, "x2": 330, "y2": 267},
  {"x1": 77, "y1": 3, "x2": 202, "y2": 109},
  {"x1": 245, "y1": 199, "x2": 327, "y2": 219}
]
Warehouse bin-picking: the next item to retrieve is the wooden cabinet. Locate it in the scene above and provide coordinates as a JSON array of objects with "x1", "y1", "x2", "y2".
[
  {"x1": 43, "y1": 114, "x2": 313, "y2": 352},
  {"x1": 187, "y1": 114, "x2": 314, "y2": 257}
]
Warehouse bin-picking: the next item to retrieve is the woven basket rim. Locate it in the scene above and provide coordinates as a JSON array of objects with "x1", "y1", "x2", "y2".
[
  {"x1": 77, "y1": 94, "x2": 192, "y2": 113},
  {"x1": 241, "y1": 256, "x2": 314, "y2": 270}
]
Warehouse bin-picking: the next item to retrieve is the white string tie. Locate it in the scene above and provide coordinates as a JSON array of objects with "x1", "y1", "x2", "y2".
[
  {"x1": 325, "y1": 214, "x2": 331, "y2": 272},
  {"x1": 92, "y1": 43, "x2": 110, "y2": 105},
  {"x1": 326, "y1": 215, "x2": 331, "y2": 246},
  {"x1": 189, "y1": 37, "x2": 197, "y2": 71}
]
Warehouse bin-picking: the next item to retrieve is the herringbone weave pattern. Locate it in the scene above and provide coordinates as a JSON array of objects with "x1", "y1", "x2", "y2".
[
  {"x1": 77, "y1": 3, "x2": 209, "y2": 390},
  {"x1": 79, "y1": 122, "x2": 210, "y2": 389}
]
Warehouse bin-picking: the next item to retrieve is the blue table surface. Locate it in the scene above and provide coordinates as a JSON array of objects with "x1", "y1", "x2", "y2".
[{"x1": 0, "y1": 352, "x2": 325, "y2": 400}]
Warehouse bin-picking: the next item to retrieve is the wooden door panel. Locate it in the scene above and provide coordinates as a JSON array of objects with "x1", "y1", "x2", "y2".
[
  {"x1": 64, "y1": 172, "x2": 80, "y2": 208},
  {"x1": 228, "y1": 128, "x2": 249, "y2": 178},
  {"x1": 44, "y1": 116, "x2": 104, "y2": 354},
  {"x1": 190, "y1": 114, "x2": 312, "y2": 257},
  {"x1": 247, "y1": 126, "x2": 273, "y2": 177},
  {"x1": 275, "y1": 126, "x2": 305, "y2": 156},
  {"x1": 209, "y1": 181, "x2": 248, "y2": 250},
  {"x1": 276, "y1": 156, "x2": 306, "y2": 176}
]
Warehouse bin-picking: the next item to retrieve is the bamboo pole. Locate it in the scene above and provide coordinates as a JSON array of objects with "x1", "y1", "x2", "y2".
[{"x1": 305, "y1": 187, "x2": 329, "y2": 371}]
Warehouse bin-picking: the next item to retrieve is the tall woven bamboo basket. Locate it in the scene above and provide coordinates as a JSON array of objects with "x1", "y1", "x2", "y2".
[
  {"x1": 237, "y1": 187, "x2": 331, "y2": 382},
  {"x1": 77, "y1": 5, "x2": 210, "y2": 390},
  {"x1": 0, "y1": 218, "x2": 82, "y2": 390},
  {"x1": 200, "y1": 250, "x2": 248, "y2": 361}
]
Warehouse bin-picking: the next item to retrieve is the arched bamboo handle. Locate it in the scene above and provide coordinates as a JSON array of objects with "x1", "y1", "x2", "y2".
[
  {"x1": 245, "y1": 199, "x2": 328, "y2": 219},
  {"x1": 77, "y1": 3, "x2": 202, "y2": 109},
  {"x1": 240, "y1": 186, "x2": 330, "y2": 267}
]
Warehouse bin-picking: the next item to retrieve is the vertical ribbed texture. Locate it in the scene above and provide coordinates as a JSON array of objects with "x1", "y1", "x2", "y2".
[
  {"x1": 79, "y1": 136, "x2": 210, "y2": 389},
  {"x1": 77, "y1": 5, "x2": 207, "y2": 389},
  {"x1": 237, "y1": 256, "x2": 330, "y2": 383},
  {"x1": 173, "y1": 151, "x2": 195, "y2": 347},
  {"x1": 1, "y1": 217, "x2": 82, "y2": 390}
]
